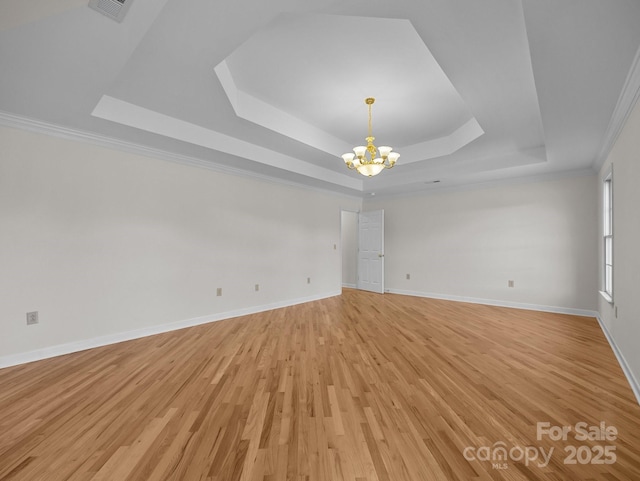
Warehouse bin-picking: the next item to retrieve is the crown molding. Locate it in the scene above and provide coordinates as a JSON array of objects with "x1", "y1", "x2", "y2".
[
  {"x1": 594, "y1": 44, "x2": 640, "y2": 170},
  {"x1": 90, "y1": 95, "x2": 362, "y2": 191},
  {"x1": 0, "y1": 110, "x2": 363, "y2": 200},
  {"x1": 363, "y1": 166, "x2": 597, "y2": 202}
]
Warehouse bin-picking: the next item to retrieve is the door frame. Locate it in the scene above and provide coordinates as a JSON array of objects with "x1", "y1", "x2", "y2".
[{"x1": 340, "y1": 209, "x2": 359, "y2": 290}]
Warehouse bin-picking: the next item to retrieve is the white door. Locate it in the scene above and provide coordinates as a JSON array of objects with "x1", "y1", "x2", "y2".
[{"x1": 357, "y1": 210, "x2": 384, "y2": 294}]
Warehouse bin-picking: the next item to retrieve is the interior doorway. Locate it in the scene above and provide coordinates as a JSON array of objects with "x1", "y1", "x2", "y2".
[
  {"x1": 341, "y1": 210, "x2": 358, "y2": 288},
  {"x1": 341, "y1": 209, "x2": 385, "y2": 293}
]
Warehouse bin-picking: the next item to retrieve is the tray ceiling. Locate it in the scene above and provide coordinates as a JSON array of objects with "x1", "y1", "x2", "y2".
[{"x1": 1, "y1": 0, "x2": 639, "y2": 197}]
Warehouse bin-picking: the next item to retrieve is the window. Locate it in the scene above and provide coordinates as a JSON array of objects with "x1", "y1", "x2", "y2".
[{"x1": 602, "y1": 172, "x2": 613, "y2": 302}]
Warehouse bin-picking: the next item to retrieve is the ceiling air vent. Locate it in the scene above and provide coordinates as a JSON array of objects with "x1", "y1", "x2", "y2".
[{"x1": 88, "y1": 0, "x2": 133, "y2": 23}]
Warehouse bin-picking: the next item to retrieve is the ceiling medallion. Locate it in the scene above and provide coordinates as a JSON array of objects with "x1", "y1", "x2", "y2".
[{"x1": 342, "y1": 97, "x2": 399, "y2": 177}]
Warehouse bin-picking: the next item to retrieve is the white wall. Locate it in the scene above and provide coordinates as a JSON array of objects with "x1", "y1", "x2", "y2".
[
  {"x1": 341, "y1": 210, "x2": 358, "y2": 287},
  {"x1": 0, "y1": 126, "x2": 360, "y2": 363},
  {"x1": 598, "y1": 96, "x2": 640, "y2": 390},
  {"x1": 364, "y1": 175, "x2": 598, "y2": 311}
]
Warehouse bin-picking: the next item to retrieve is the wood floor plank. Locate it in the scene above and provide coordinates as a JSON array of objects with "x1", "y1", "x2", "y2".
[{"x1": 1, "y1": 289, "x2": 640, "y2": 480}]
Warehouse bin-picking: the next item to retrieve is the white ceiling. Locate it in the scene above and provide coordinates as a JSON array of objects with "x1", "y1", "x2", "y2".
[{"x1": 1, "y1": 0, "x2": 640, "y2": 197}]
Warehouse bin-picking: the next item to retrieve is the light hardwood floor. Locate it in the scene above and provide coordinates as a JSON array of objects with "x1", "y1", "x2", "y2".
[{"x1": 1, "y1": 289, "x2": 639, "y2": 480}]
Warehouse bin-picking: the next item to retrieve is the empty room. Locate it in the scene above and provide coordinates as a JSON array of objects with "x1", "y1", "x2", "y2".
[{"x1": 1, "y1": 1, "x2": 640, "y2": 480}]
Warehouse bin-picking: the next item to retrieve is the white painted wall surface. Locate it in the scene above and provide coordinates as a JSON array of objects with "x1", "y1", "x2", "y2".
[
  {"x1": 0, "y1": 126, "x2": 360, "y2": 362},
  {"x1": 598, "y1": 96, "x2": 640, "y2": 390},
  {"x1": 341, "y1": 211, "x2": 358, "y2": 287},
  {"x1": 364, "y1": 175, "x2": 598, "y2": 311}
]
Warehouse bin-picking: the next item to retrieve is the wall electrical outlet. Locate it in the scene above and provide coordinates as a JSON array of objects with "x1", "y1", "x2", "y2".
[
  {"x1": 508, "y1": 280, "x2": 515, "y2": 288},
  {"x1": 26, "y1": 311, "x2": 39, "y2": 325},
  {"x1": 216, "y1": 288, "x2": 222, "y2": 296}
]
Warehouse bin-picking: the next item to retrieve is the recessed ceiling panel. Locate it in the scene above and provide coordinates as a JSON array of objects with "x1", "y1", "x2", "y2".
[
  {"x1": 4, "y1": 0, "x2": 639, "y2": 197},
  {"x1": 216, "y1": 13, "x2": 483, "y2": 158}
]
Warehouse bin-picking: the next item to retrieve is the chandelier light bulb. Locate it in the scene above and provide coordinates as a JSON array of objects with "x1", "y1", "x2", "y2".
[
  {"x1": 342, "y1": 153, "x2": 355, "y2": 164},
  {"x1": 378, "y1": 146, "x2": 392, "y2": 158},
  {"x1": 353, "y1": 146, "x2": 367, "y2": 158}
]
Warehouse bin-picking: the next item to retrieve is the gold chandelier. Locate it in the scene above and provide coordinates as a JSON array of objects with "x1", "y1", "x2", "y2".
[{"x1": 342, "y1": 97, "x2": 399, "y2": 177}]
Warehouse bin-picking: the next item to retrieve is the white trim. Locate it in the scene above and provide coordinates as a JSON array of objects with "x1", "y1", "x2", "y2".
[
  {"x1": 91, "y1": 96, "x2": 362, "y2": 191},
  {"x1": 4, "y1": 287, "x2": 639, "y2": 407},
  {"x1": 0, "y1": 110, "x2": 362, "y2": 201},
  {"x1": 366, "y1": 167, "x2": 597, "y2": 201},
  {"x1": 0, "y1": 290, "x2": 340, "y2": 370},
  {"x1": 386, "y1": 287, "x2": 640, "y2": 405},
  {"x1": 599, "y1": 290, "x2": 613, "y2": 304},
  {"x1": 342, "y1": 283, "x2": 357, "y2": 289},
  {"x1": 386, "y1": 288, "x2": 598, "y2": 317},
  {"x1": 594, "y1": 44, "x2": 640, "y2": 171},
  {"x1": 594, "y1": 315, "x2": 640, "y2": 406},
  {"x1": 0, "y1": 110, "x2": 603, "y2": 201}
]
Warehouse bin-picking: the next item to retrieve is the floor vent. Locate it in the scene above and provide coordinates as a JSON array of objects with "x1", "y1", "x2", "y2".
[{"x1": 88, "y1": 0, "x2": 133, "y2": 23}]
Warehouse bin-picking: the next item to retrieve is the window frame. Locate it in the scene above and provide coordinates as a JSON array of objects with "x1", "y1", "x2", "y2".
[{"x1": 601, "y1": 170, "x2": 613, "y2": 303}]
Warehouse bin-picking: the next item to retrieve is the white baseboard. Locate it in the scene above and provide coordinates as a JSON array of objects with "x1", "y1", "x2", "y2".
[
  {"x1": 0, "y1": 290, "x2": 341, "y2": 370},
  {"x1": 594, "y1": 315, "x2": 640, "y2": 406},
  {"x1": 386, "y1": 288, "x2": 598, "y2": 318},
  {"x1": 342, "y1": 283, "x2": 357, "y2": 289},
  {"x1": 6, "y1": 288, "x2": 638, "y2": 407},
  {"x1": 386, "y1": 287, "x2": 639, "y2": 406}
]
